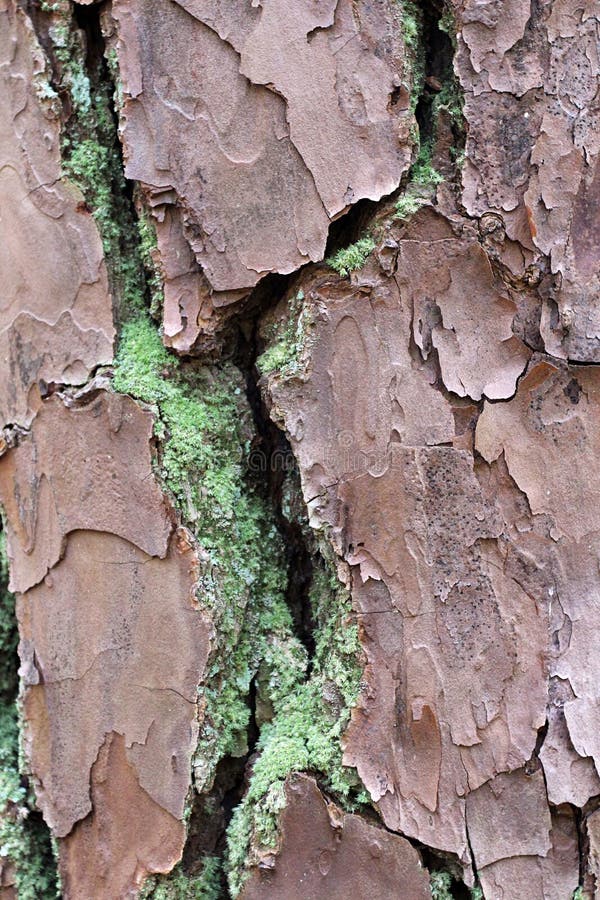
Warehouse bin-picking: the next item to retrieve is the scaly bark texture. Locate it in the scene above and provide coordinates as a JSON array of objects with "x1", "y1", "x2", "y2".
[{"x1": 0, "y1": 0, "x2": 599, "y2": 898}]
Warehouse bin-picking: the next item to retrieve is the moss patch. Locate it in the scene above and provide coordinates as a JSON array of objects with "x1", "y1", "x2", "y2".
[
  {"x1": 139, "y1": 859, "x2": 222, "y2": 900},
  {"x1": 0, "y1": 533, "x2": 18, "y2": 709},
  {"x1": 397, "y1": 0, "x2": 425, "y2": 111},
  {"x1": 430, "y1": 871, "x2": 453, "y2": 899},
  {"x1": 256, "y1": 290, "x2": 309, "y2": 377},
  {"x1": 393, "y1": 142, "x2": 444, "y2": 220},
  {"x1": 392, "y1": 0, "x2": 465, "y2": 224},
  {"x1": 429, "y1": 869, "x2": 483, "y2": 899},
  {"x1": 326, "y1": 237, "x2": 376, "y2": 278},
  {"x1": 225, "y1": 550, "x2": 366, "y2": 897},
  {"x1": 45, "y1": 5, "x2": 160, "y2": 323},
  {"x1": 113, "y1": 315, "x2": 306, "y2": 790}
]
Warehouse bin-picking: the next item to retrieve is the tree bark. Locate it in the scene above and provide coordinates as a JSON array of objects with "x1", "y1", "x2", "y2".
[{"x1": 0, "y1": 0, "x2": 598, "y2": 897}]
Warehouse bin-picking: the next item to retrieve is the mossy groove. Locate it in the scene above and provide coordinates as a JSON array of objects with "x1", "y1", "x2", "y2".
[
  {"x1": 39, "y1": 0, "x2": 162, "y2": 325},
  {"x1": 112, "y1": 313, "x2": 367, "y2": 897}
]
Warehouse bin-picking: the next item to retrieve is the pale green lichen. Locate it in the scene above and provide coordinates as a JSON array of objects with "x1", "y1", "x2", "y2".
[
  {"x1": 394, "y1": 193, "x2": 426, "y2": 220},
  {"x1": 113, "y1": 315, "x2": 306, "y2": 791},
  {"x1": 0, "y1": 533, "x2": 59, "y2": 899},
  {"x1": 256, "y1": 290, "x2": 310, "y2": 376},
  {"x1": 326, "y1": 237, "x2": 376, "y2": 278},
  {"x1": 139, "y1": 859, "x2": 222, "y2": 900},
  {"x1": 48, "y1": 20, "x2": 92, "y2": 119},
  {"x1": 430, "y1": 870, "x2": 453, "y2": 899},
  {"x1": 225, "y1": 550, "x2": 366, "y2": 897},
  {"x1": 393, "y1": 143, "x2": 444, "y2": 221},
  {"x1": 45, "y1": 6, "x2": 155, "y2": 322},
  {"x1": 399, "y1": 0, "x2": 425, "y2": 111}
]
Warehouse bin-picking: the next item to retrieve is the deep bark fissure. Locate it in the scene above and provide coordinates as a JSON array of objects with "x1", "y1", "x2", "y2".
[
  {"x1": 72, "y1": 1, "x2": 107, "y2": 78},
  {"x1": 33, "y1": 12, "x2": 329, "y2": 876},
  {"x1": 0, "y1": 524, "x2": 19, "y2": 711},
  {"x1": 24, "y1": 2, "x2": 536, "y2": 895},
  {"x1": 32, "y1": 0, "x2": 155, "y2": 330},
  {"x1": 181, "y1": 756, "x2": 248, "y2": 896},
  {"x1": 240, "y1": 327, "x2": 317, "y2": 660},
  {"x1": 414, "y1": 0, "x2": 455, "y2": 147},
  {"x1": 419, "y1": 845, "x2": 473, "y2": 898},
  {"x1": 180, "y1": 675, "x2": 261, "y2": 898},
  {"x1": 323, "y1": 195, "x2": 381, "y2": 259}
]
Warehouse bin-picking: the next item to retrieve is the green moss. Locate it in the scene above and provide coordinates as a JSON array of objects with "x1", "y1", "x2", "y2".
[
  {"x1": 46, "y1": 7, "x2": 155, "y2": 322},
  {"x1": 139, "y1": 860, "x2": 222, "y2": 899},
  {"x1": 394, "y1": 194, "x2": 425, "y2": 220},
  {"x1": 428, "y1": 7, "x2": 465, "y2": 168},
  {"x1": 397, "y1": 0, "x2": 425, "y2": 111},
  {"x1": 433, "y1": 80, "x2": 464, "y2": 135},
  {"x1": 392, "y1": 143, "x2": 444, "y2": 221},
  {"x1": 136, "y1": 204, "x2": 164, "y2": 320},
  {"x1": 397, "y1": 0, "x2": 465, "y2": 200},
  {"x1": 225, "y1": 551, "x2": 366, "y2": 897},
  {"x1": 66, "y1": 138, "x2": 122, "y2": 245},
  {"x1": 48, "y1": 20, "x2": 92, "y2": 120},
  {"x1": 256, "y1": 341, "x2": 292, "y2": 375},
  {"x1": 572, "y1": 889, "x2": 585, "y2": 900},
  {"x1": 401, "y1": 4, "x2": 420, "y2": 50},
  {"x1": 105, "y1": 47, "x2": 124, "y2": 112},
  {"x1": 430, "y1": 870, "x2": 482, "y2": 899},
  {"x1": 256, "y1": 290, "x2": 308, "y2": 376},
  {"x1": 113, "y1": 315, "x2": 306, "y2": 791},
  {"x1": 0, "y1": 534, "x2": 59, "y2": 899},
  {"x1": 235, "y1": 305, "x2": 370, "y2": 895},
  {"x1": 326, "y1": 237, "x2": 376, "y2": 278},
  {"x1": 430, "y1": 870, "x2": 453, "y2": 899},
  {"x1": 114, "y1": 278, "x2": 364, "y2": 900},
  {"x1": 113, "y1": 316, "x2": 174, "y2": 405},
  {"x1": 411, "y1": 145, "x2": 444, "y2": 187}
]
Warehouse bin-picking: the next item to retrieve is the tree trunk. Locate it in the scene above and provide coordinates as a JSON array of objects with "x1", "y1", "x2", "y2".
[{"x1": 0, "y1": 0, "x2": 598, "y2": 897}]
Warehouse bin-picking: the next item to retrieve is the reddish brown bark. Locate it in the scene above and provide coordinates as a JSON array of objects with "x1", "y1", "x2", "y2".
[{"x1": 1, "y1": 0, "x2": 599, "y2": 897}]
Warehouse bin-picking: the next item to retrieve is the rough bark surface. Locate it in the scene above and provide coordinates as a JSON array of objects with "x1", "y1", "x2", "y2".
[{"x1": 1, "y1": 0, "x2": 599, "y2": 898}]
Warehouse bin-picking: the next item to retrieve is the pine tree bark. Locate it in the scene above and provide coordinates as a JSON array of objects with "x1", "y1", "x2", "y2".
[{"x1": 0, "y1": 0, "x2": 598, "y2": 897}]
